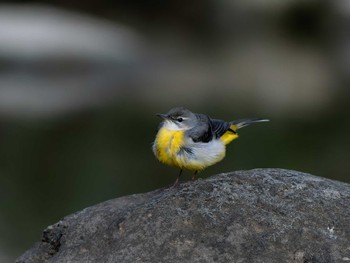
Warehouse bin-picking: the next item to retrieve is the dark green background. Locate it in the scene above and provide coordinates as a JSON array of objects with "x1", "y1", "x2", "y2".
[{"x1": 0, "y1": 1, "x2": 349, "y2": 261}]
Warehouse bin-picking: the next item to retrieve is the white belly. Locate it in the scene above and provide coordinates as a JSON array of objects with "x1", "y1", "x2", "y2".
[{"x1": 175, "y1": 139, "x2": 226, "y2": 171}]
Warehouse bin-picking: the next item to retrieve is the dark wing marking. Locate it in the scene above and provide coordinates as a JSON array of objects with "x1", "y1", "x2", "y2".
[
  {"x1": 186, "y1": 114, "x2": 213, "y2": 143},
  {"x1": 210, "y1": 118, "x2": 235, "y2": 138}
]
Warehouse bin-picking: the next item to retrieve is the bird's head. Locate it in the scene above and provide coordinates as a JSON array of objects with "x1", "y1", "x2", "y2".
[{"x1": 156, "y1": 107, "x2": 197, "y2": 130}]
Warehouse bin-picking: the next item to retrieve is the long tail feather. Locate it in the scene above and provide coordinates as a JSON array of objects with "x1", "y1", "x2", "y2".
[{"x1": 231, "y1": 118, "x2": 269, "y2": 129}]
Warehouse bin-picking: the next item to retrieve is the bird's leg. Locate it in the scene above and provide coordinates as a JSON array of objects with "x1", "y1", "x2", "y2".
[
  {"x1": 173, "y1": 169, "x2": 183, "y2": 187},
  {"x1": 192, "y1": 171, "x2": 198, "y2": 181}
]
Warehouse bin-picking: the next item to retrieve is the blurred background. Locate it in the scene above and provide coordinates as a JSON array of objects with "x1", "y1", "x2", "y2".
[{"x1": 0, "y1": 0, "x2": 349, "y2": 261}]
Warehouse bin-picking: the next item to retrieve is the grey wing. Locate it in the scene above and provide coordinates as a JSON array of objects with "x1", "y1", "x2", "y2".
[
  {"x1": 210, "y1": 118, "x2": 233, "y2": 138},
  {"x1": 186, "y1": 114, "x2": 213, "y2": 143}
]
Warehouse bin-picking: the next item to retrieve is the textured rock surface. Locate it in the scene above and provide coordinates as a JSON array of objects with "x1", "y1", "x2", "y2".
[{"x1": 16, "y1": 169, "x2": 350, "y2": 263}]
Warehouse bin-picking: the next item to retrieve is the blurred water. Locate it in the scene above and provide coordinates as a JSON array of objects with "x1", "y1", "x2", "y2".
[{"x1": 0, "y1": 2, "x2": 349, "y2": 261}]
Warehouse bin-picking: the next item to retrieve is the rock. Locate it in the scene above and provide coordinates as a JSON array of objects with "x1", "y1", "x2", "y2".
[{"x1": 16, "y1": 169, "x2": 350, "y2": 263}]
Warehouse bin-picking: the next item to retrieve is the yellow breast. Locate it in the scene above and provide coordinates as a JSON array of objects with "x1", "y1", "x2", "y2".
[
  {"x1": 153, "y1": 128, "x2": 185, "y2": 167},
  {"x1": 153, "y1": 125, "x2": 238, "y2": 171}
]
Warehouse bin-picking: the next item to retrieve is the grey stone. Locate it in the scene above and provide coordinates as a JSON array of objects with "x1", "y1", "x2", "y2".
[{"x1": 16, "y1": 169, "x2": 350, "y2": 263}]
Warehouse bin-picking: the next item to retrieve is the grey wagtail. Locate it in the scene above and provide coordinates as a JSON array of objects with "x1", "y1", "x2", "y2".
[
  {"x1": 153, "y1": 107, "x2": 269, "y2": 186},
  {"x1": 152, "y1": 107, "x2": 269, "y2": 186}
]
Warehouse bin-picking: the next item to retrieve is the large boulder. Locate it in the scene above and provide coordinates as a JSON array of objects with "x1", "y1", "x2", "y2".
[{"x1": 16, "y1": 169, "x2": 350, "y2": 263}]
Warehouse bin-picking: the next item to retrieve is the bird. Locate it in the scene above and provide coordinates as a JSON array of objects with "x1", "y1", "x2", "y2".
[{"x1": 152, "y1": 107, "x2": 269, "y2": 186}]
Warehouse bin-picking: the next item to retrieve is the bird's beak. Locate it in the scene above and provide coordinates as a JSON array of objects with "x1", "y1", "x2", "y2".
[{"x1": 156, "y1": 113, "x2": 168, "y2": 119}]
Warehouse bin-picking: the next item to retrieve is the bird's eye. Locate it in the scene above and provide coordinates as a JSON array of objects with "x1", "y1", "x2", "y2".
[{"x1": 177, "y1": 117, "x2": 183, "y2": 122}]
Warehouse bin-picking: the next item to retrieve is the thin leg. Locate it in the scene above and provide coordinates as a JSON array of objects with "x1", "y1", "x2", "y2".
[
  {"x1": 173, "y1": 169, "x2": 183, "y2": 187},
  {"x1": 192, "y1": 171, "x2": 198, "y2": 181}
]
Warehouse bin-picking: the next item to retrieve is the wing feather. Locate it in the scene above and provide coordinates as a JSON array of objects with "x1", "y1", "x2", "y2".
[
  {"x1": 210, "y1": 118, "x2": 233, "y2": 138},
  {"x1": 186, "y1": 114, "x2": 213, "y2": 143}
]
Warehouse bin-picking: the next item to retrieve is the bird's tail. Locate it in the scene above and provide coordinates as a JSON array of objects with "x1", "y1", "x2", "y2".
[{"x1": 231, "y1": 118, "x2": 269, "y2": 130}]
